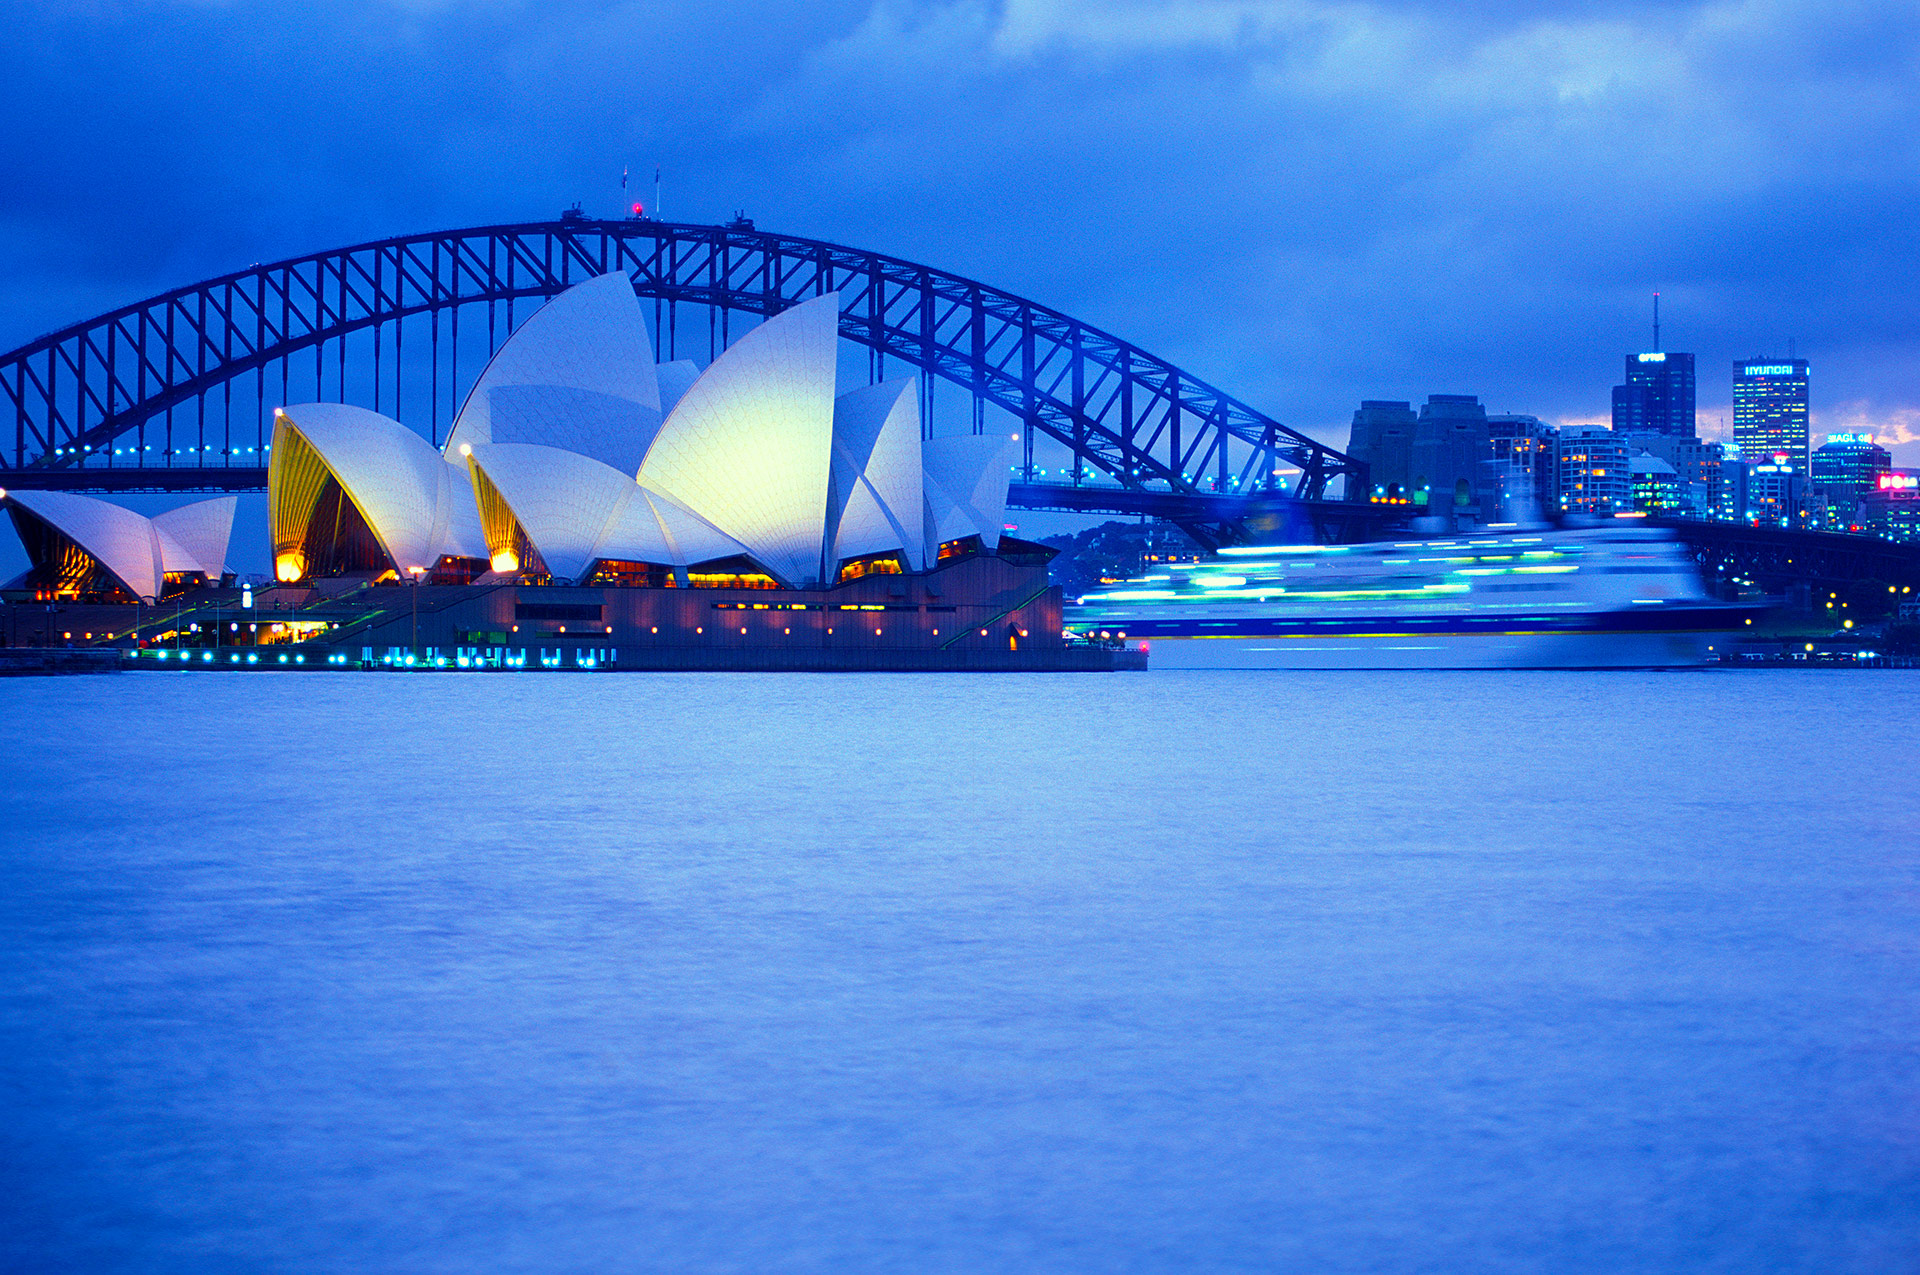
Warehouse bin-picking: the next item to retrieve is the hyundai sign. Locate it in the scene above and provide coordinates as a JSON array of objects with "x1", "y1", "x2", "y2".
[{"x1": 1744, "y1": 364, "x2": 1797, "y2": 376}]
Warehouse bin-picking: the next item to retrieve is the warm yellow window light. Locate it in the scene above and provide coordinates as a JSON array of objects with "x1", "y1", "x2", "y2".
[
  {"x1": 275, "y1": 551, "x2": 305, "y2": 583},
  {"x1": 490, "y1": 550, "x2": 520, "y2": 574}
]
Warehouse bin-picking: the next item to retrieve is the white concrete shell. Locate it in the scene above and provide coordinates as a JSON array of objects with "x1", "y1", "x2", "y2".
[
  {"x1": 2, "y1": 489, "x2": 165, "y2": 599},
  {"x1": 465, "y1": 444, "x2": 638, "y2": 584},
  {"x1": 828, "y1": 378, "x2": 923, "y2": 570},
  {"x1": 605, "y1": 484, "x2": 752, "y2": 568},
  {"x1": 637, "y1": 293, "x2": 840, "y2": 585},
  {"x1": 443, "y1": 273, "x2": 663, "y2": 474},
  {"x1": 152, "y1": 497, "x2": 237, "y2": 577},
  {"x1": 923, "y1": 434, "x2": 1017, "y2": 555},
  {"x1": 274, "y1": 403, "x2": 452, "y2": 575},
  {"x1": 656, "y1": 360, "x2": 700, "y2": 415}
]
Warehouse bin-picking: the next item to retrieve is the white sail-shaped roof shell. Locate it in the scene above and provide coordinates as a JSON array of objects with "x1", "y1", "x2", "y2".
[
  {"x1": 466, "y1": 444, "x2": 639, "y2": 584},
  {"x1": 637, "y1": 293, "x2": 840, "y2": 586},
  {"x1": 2, "y1": 489, "x2": 165, "y2": 600},
  {"x1": 829, "y1": 378, "x2": 924, "y2": 570},
  {"x1": 466, "y1": 445, "x2": 752, "y2": 582},
  {"x1": 276, "y1": 403, "x2": 451, "y2": 574},
  {"x1": 604, "y1": 485, "x2": 752, "y2": 568},
  {"x1": 443, "y1": 273, "x2": 663, "y2": 474},
  {"x1": 924, "y1": 434, "x2": 1017, "y2": 555},
  {"x1": 657, "y1": 361, "x2": 700, "y2": 415},
  {"x1": 152, "y1": 497, "x2": 237, "y2": 577}
]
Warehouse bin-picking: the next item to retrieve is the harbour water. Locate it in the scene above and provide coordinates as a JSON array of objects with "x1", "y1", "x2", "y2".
[{"x1": 3, "y1": 670, "x2": 1917, "y2": 1272}]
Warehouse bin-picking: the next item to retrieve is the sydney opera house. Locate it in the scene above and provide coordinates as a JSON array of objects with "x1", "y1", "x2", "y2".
[{"x1": 5, "y1": 274, "x2": 1116, "y2": 670}]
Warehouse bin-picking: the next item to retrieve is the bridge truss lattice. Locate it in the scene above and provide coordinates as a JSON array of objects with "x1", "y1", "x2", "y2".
[{"x1": 0, "y1": 218, "x2": 1361, "y2": 546}]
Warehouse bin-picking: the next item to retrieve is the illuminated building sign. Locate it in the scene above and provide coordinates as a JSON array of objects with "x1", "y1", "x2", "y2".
[
  {"x1": 1879, "y1": 473, "x2": 1919, "y2": 491},
  {"x1": 1743, "y1": 365, "x2": 1796, "y2": 376},
  {"x1": 1825, "y1": 433, "x2": 1872, "y2": 444},
  {"x1": 1637, "y1": 352, "x2": 1667, "y2": 363}
]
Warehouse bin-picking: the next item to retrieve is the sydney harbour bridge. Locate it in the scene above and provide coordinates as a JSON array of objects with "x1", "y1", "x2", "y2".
[
  {"x1": 0, "y1": 215, "x2": 1379, "y2": 550},
  {"x1": 2, "y1": 214, "x2": 1915, "y2": 592}
]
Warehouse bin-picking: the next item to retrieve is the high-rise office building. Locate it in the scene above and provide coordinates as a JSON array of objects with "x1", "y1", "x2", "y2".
[
  {"x1": 1612, "y1": 352, "x2": 1696, "y2": 437},
  {"x1": 1809, "y1": 433, "x2": 1891, "y2": 530},
  {"x1": 1733, "y1": 359, "x2": 1810, "y2": 478}
]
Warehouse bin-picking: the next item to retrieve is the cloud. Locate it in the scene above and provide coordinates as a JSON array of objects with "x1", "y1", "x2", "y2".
[{"x1": 0, "y1": 0, "x2": 1917, "y2": 459}]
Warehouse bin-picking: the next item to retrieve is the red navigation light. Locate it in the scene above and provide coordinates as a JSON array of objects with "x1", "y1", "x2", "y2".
[{"x1": 632, "y1": 202, "x2": 644, "y2": 217}]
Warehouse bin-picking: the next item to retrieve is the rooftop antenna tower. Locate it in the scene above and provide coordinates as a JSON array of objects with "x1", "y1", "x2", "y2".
[
  {"x1": 655, "y1": 165, "x2": 662, "y2": 222},
  {"x1": 1653, "y1": 292, "x2": 1661, "y2": 352}
]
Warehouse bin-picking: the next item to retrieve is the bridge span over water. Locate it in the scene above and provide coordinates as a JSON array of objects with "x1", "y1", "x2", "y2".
[
  {"x1": 5, "y1": 216, "x2": 1918, "y2": 595},
  {"x1": 0, "y1": 216, "x2": 1361, "y2": 550}
]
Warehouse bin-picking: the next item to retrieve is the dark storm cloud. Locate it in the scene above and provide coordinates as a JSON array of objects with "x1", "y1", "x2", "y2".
[{"x1": 2, "y1": 0, "x2": 1918, "y2": 455}]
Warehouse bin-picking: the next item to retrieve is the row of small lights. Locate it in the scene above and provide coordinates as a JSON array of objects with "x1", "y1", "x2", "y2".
[{"x1": 53, "y1": 445, "x2": 267, "y2": 457}]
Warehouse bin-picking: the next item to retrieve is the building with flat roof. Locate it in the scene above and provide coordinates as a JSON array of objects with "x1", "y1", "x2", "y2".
[
  {"x1": 1557, "y1": 428, "x2": 1631, "y2": 513},
  {"x1": 1810, "y1": 433, "x2": 1891, "y2": 531},
  {"x1": 1733, "y1": 359, "x2": 1810, "y2": 478},
  {"x1": 1613, "y1": 352, "x2": 1696, "y2": 438},
  {"x1": 1744, "y1": 457, "x2": 1803, "y2": 527},
  {"x1": 1865, "y1": 471, "x2": 1920, "y2": 542}
]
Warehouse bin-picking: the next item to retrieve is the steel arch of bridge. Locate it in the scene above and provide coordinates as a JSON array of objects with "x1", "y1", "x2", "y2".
[{"x1": 0, "y1": 218, "x2": 1359, "y2": 542}]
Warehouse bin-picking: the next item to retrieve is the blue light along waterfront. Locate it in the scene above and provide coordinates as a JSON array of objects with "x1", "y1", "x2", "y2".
[{"x1": 3, "y1": 670, "x2": 1917, "y2": 1272}]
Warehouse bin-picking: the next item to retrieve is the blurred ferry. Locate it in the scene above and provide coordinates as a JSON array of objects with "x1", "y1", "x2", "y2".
[{"x1": 1067, "y1": 524, "x2": 1750, "y2": 669}]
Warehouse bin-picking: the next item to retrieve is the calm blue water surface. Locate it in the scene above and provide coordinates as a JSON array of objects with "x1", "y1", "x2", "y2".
[{"x1": 2, "y1": 670, "x2": 1917, "y2": 1273}]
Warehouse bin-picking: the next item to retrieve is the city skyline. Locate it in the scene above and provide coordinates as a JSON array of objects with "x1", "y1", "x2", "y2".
[{"x1": 1, "y1": 1, "x2": 1917, "y2": 470}]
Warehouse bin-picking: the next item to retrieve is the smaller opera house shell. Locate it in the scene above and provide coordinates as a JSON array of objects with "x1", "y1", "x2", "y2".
[
  {"x1": 0, "y1": 488, "x2": 235, "y2": 602},
  {"x1": 268, "y1": 272, "x2": 1025, "y2": 593}
]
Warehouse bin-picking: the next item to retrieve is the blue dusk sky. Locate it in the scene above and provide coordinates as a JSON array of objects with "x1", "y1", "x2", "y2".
[{"x1": 2, "y1": 0, "x2": 1917, "y2": 464}]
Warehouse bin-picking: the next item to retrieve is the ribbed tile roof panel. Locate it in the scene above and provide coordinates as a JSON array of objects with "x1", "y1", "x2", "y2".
[
  {"x1": 923, "y1": 434, "x2": 1017, "y2": 554},
  {"x1": 829, "y1": 378, "x2": 922, "y2": 569},
  {"x1": 276, "y1": 403, "x2": 451, "y2": 574},
  {"x1": 440, "y1": 461, "x2": 488, "y2": 559},
  {"x1": 637, "y1": 293, "x2": 839, "y2": 585},
  {"x1": 465, "y1": 444, "x2": 635, "y2": 584},
  {"x1": 443, "y1": 272, "x2": 662, "y2": 470},
  {"x1": 3, "y1": 489, "x2": 163, "y2": 599},
  {"x1": 656, "y1": 361, "x2": 701, "y2": 415},
  {"x1": 152, "y1": 497, "x2": 237, "y2": 577}
]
